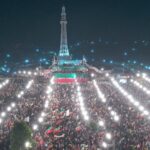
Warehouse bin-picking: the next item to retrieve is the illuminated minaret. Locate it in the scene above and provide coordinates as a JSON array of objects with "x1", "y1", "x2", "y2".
[{"x1": 59, "y1": 6, "x2": 70, "y2": 58}]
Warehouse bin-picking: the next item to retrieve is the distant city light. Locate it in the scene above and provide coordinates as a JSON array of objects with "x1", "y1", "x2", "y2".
[
  {"x1": 36, "y1": 48, "x2": 40, "y2": 52},
  {"x1": 25, "y1": 59, "x2": 30, "y2": 63},
  {"x1": 124, "y1": 52, "x2": 128, "y2": 56},
  {"x1": 110, "y1": 60, "x2": 113, "y2": 64},
  {"x1": 102, "y1": 59, "x2": 106, "y2": 63},
  {"x1": 6, "y1": 54, "x2": 11, "y2": 58}
]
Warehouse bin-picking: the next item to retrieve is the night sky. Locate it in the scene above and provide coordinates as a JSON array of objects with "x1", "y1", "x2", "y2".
[{"x1": 0, "y1": 0, "x2": 150, "y2": 64}]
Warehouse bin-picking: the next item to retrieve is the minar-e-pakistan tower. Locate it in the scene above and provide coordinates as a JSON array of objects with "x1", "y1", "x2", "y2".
[
  {"x1": 57, "y1": 6, "x2": 83, "y2": 65},
  {"x1": 58, "y1": 6, "x2": 70, "y2": 60}
]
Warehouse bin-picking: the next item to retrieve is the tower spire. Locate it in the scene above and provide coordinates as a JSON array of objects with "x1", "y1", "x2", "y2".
[{"x1": 59, "y1": 6, "x2": 69, "y2": 57}]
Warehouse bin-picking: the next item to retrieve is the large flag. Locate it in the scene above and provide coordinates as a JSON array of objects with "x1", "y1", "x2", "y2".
[
  {"x1": 53, "y1": 127, "x2": 61, "y2": 134},
  {"x1": 46, "y1": 126, "x2": 54, "y2": 134}
]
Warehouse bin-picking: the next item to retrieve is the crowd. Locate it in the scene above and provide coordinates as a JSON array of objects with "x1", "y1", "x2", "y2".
[
  {"x1": 0, "y1": 73, "x2": 150, "y2": 150},
  {"x1": 101, "y1": 80, "x2": 150, "y2": 150},
  {"x1": 0, "y1": 77, "x2": 47, "y2": 150}
]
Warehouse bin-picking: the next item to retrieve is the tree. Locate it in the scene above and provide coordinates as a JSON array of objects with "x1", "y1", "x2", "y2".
[{"x1": 10, "y1": 121, "x2": 35, "y2": 150}]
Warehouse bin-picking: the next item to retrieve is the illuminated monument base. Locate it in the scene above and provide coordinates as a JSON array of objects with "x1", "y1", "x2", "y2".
[
  {"x1": 51, "y1": 59, "x2": 89, "y2": 84},
  {"x1": 58, "y1": 60, "x2": 82, "y2": 65}
]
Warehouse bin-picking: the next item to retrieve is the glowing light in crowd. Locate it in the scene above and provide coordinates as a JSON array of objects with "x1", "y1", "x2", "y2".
[
  {"x1": 32, "y1": 77, "x2": 54, "y2": 131},
  {"x1": 34, "y1": 72, "x2": 37, "y2": 76},
  {"x1": 25, "y1": 141, "x2": 31, "y2": 148},
  {"x1": 119, "y1": 79, "x2": 127, "y2": 84},
  {"x1": 0, "y1": 79, "x2": 33, "y2": 125},
  {"x1": 7, "y1": 106, "x2": 11, "y2": 112},
  {"x1": 76, "y1": 82, "x2": 89, "y2": 121},
  {"x1": 110, "y1": 77, "x2": 150, "y2": 118},
  {"x1": 105, "y1": 73, "x2": 109, "y2": 77},
  {"x1": 136, "y1": 73, "x2": 140, "y2": 77},
  {"x1": 33, "y1": 124, "x2": 38, "y2": 130},
  {"x1": 98, "y1": 120, "x2": 105, "y2": 127},
  {"x1": 0, "y1": 102, "x2": 16, "y2": 122},
  {"x1": 108, "y1": 107, "x2": 120, "y2": 122},
  {"x1": 101, "y1": 68, "x2": 104, "y2": 71},
  {"x1": 28, "y1": 71, "x2": 32, "y2": 75},
  {"x1": 46, "y1": 86, "x2": 52, "y2": 94},
  {"x1": 76, "y1": 79, "x2": 112, "y2": 147},
  {"x1": 17, "y1": 80, "x2": 34, "y2": 98},
  {"x1": 93, "y1": 80, "x2": 106, "y2": 103},
  {"x1": 142, "y1": 73, "x2": 150, "y2": 83},
  {"x1": 93, "y1": 79, "x2": 120, "y2": 122},
  {"x1": 0, "y1": 79, "x2": 10, "y2": 89},
  {"x1": 91, "y1": 73, "x2": 95, "y2": 77},
  {"x1": 50, "y1": 76, "x2": 55, "y2": 85},
  {"x1": 17, "y1": 70, "x2": 39, "y2": 76},
  {"x1": 114, "y1": 115, "x2": 120, "y2": 122},
  {"x1": 41, "y1": 112, "x2": 46, "y2": 117},
  {"x1": 102, "y1": 141, "x2": 108, "y2": 148},
  {"x1": 1, "y1": 112, "x2": 6, "y2": 117},
  {"x1": 38, "y1": 117, "x2": 44, "y2": 123},
  {"x1": 44, "y1": 100, "x2": 49, "y2": 108},
  {"x1": 130, "y1": 79, "x2": 150, "y2": 95},
  {"x1": 26, "y1": 80, "x2": 34, "y2": 89},
  {"x1": 106, "y1": 132, "x2": 112, "y2": 140}
]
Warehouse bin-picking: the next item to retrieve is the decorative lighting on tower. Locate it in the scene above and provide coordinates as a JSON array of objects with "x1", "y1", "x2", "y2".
[{"x1": 59, "y1": 6, "x2": 70, "y2": 58}]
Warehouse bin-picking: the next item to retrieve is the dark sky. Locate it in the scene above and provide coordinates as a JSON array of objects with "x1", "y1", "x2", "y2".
[{"x1": 0, "y1": 0, "x2": 150, "y2": 62}]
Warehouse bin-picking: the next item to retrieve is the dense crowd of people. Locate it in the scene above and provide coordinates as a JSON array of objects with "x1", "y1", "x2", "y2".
[{"x1": 0, "y1": 73, "x2": 150, "y2": 150}]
